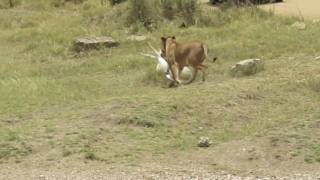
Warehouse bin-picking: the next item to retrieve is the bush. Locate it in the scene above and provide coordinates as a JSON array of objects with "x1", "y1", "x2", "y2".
[
  {"x1": 108, "y1": 0, "x2": 126, "y2": 6},
  {"x1": 176, "y1": 0, "x2": 198, "y2": 25},
  {"x1": 126, "y1": 0, "x2": 201, "y2": 30},
  {"x1": 210, "y1": 0, "x2": 283, "y2": 5},
  {"x1": 127, "y1": 0, "x2": 156, "y2": 30},
  {"x1": 126, "y1": 0, "x2": 200, "y2": 30},
  {"x1": 50, "y1": 0, "x2": 65, "y2": 7},
  {"x1": 51, "y1": 0, "x2": 87, "y2": 7},
  {"x1": 159, "y1": 0, "x2": 199, "y2": 26},
  {"x1": 159, "y1": 0, "x2": 176, "y2": 20},
  {"x1": 0, "y1": 0, "x2": 21, "y2": 8},
  {"x1": 64, "y1": 0, "x2": 87, "y2": 4}
]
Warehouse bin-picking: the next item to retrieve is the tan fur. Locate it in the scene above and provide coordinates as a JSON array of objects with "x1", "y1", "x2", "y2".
[{"x1": 161, "y1": 36, "x2": 209, "y2": 85}]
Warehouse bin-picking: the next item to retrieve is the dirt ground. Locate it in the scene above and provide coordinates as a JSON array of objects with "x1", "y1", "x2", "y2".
[
  {"x1": 261, "y1": 0, "x2": 320, "y2": 19},
  {"x1": 1, "y1": 138, "x2": 320, "y2": 180}
]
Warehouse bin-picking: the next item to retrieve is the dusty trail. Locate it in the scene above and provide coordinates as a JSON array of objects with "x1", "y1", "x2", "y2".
[{"x1": 1, "y1": 161, "x2": 319, "y2": 180}]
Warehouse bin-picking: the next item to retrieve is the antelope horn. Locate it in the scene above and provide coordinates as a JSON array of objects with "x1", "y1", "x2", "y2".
[
  {"x1": 147, "y1": 42, "x2": 161, "y2": 56},
  {"x1": 140, "y1": 53, "x2": 157, "y2": 59}
]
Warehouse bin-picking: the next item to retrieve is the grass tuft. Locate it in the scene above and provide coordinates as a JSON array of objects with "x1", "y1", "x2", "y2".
[{"x1": 306, "y1": 76, "x2": 320, "y2": 92}]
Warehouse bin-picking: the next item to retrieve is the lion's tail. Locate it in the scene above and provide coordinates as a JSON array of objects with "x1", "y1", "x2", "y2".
[{"x1": 203, "y1": 44, "x2": 218, "y2": 63}]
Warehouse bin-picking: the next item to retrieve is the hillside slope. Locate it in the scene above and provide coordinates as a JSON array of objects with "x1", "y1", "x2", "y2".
[{"x1": 0, "y1": 1, "x2": 320, "y2": 179}]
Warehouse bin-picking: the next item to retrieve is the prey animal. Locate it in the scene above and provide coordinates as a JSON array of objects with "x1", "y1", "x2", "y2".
[
  {"x1": 141, "y1": 42, "x2": 193, "y2": 82},
  {"x1": 161, "y1": 36, "x2": 216, "y2": 85}
]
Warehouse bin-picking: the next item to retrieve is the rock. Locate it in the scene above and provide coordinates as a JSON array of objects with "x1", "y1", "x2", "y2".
[
  {"x1": 127, "y1": 35, "x2": 147, "y2": 41},
  {"x1": 312, "y1": 19, "x2": 320, "y2": 24},
  {"x1": 74, "y1": 36, "x2": 119, "y2": 52},
  {"x1": 198, "y1": 137, "x2": 211, "y2": 148},
  {"x1": 291, "y1": 21, "x2": 306, "y2": 30},
  {"x1": 39, "y1": 175, "x2": 47, "y2": 180},
  {"x1": 230, "y1": 58, "x2": 264, "y2": 77},
  {"x1": 315, "y1": 56, "x2": 320, "y2": 60}
]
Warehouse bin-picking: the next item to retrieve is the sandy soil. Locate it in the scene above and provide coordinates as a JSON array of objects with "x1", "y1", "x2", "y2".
[
  {"x1": 261, "y1": 0, "x2": 320, "y2": 19},
  {"x1": 1, "y1": 160, "x2": 319, "y2": 180},
  {"x1": 1, "y1": 137, "x2": 320, "y2": 180}
]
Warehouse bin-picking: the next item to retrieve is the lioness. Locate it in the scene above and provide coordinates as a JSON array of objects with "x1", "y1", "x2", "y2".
[{"x1": 161, "y1": 36, "x2": 215, "y2": 85}]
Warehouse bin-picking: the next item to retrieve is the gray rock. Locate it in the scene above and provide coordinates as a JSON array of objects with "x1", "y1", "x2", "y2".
[
  {"x1": 127, "y1": 35, "x2": 147, "y2": 41},
  {"x1": 198, "y1": 137, "x2": 211, "y2": 148},
  {"x1": 74, "y1": 36, "x2": 119, "y2": 52},
  {"x1": 291, "y1": 21, "x2": 306, "y2": 30},
  {"x1": 230, "y1": 58, "x2": 264, "y2": 77}
]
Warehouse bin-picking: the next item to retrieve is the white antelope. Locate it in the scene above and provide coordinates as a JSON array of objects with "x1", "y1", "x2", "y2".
[{"x1": 141, "y1": 43, "x2": 192, "y2": 82}]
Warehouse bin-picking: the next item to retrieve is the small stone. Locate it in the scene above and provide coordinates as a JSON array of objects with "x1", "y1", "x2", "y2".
[
  {"x1": 198, "y1": 137, "x2": 211, "y2": 147},
  {"x1": 312, "y1": 19, "x2": 320, "y2": 24},
  {"x1": 315, "y1": 56, "x2": 320, "y2": 60},
  {"x1": 291, "y1": 21, "x2": 306, "y2": 30},
  {"x1": 39, "y1": 175, "x2": 47, "y2": 180}
]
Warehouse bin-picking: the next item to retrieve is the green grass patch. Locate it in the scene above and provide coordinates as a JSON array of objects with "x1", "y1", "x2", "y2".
[{"x1": 0, "y1": 129, "x2": 32, "y2": 160}]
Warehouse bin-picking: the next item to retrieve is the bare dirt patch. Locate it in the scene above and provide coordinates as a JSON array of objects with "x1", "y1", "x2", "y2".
[
  {"x1": 261, "y1": 0, "x2": 320, "y2": 19},
  {"x1": 180, "y1": 138, "x2": 320, "y2": 176},
  {"x1": 0, "y1": 144, "x2": 320, "y2": 180}
]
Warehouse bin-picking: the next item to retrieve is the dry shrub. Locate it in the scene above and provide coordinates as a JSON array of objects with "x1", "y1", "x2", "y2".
[
  {"x1": 108, "y1": 0, "x2": 126, "y2": 6},
  {"x1": 159, "y1": 0, "x2": 199, "y2": 25},
  {"x1": 51, "y1": 0, "x2": 87, "y2": 7},
  {"x1": 0, "y1": 0, "x2": 21, "y2": 8},
  {"x1": 159, "y1": 0, "x2": 175, "y2": 20},
  {"x1": 307, "y1": 76, "x2": 320, "y2": 92},
  {"x1": 175, "y1": 0, "x2": 198, "y2": 25},
  {"x1": 127, "y1": 0, "x2": 157, "y2": 31}
]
